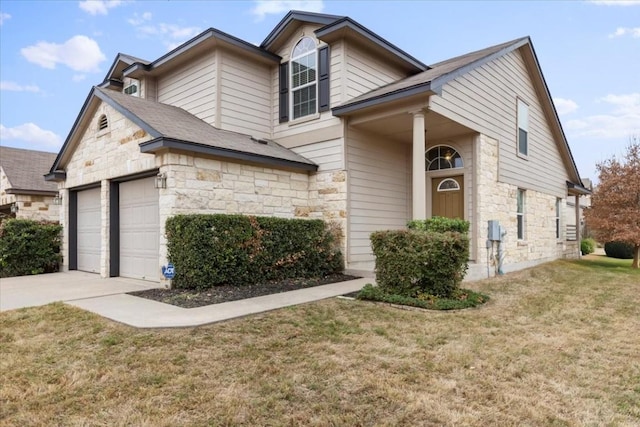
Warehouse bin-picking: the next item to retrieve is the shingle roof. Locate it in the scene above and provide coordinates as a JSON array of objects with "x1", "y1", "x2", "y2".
[
  {"x1": 334, "y1": 37, "x2": 528, "y2": 114},
  {"x1": 94, "y1": 88, "x2": 316, "y2": 169},
  {"x1": 0, "y1": 146, "x2": 58, "y2": 193}
]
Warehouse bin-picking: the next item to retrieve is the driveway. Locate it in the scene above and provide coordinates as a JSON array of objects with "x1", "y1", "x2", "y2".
[{"x1": 0, "y1": 271, "x2": 160, "y2": 312}]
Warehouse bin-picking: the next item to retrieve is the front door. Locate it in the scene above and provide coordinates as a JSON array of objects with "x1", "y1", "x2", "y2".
[{"x1": 432, "y1": 175, "x2": 464, "y2": 219}]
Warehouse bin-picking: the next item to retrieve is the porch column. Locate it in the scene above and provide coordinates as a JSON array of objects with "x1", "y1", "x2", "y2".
[
  {"x1": 575, "y1": 194, "x2": 581, "y2": 257},
  {"x1": 412, "y1": 110, "x2": 427, "y2": 219}
]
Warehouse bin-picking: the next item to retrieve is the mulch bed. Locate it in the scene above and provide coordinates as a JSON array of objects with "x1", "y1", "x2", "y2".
[{"x1": 128, "y1": 274, "x2": 361, "y2": 308}]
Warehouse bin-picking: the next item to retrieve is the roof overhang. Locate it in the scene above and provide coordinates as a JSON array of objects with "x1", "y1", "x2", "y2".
[
  {"x1": 124, "y1": 28, "x2": 281, "y2": 79},
  {"x1": 44, "y1": 171, "x2": 67, "y2": 182},
  {"x1": 315, "y1": 17, "x2": 428, "y2": 74},
  {"x1": 567, "y1": 181, "x2": 591, "y2": 196},
  {"x1": 5, "y1": 188, "x2": 58, "y2": 196},
  {"x1": 333, "y1": 83, "x2": 437, "y2": 116},
  {"x1": 139, "y1": 138, "x2": 318, "y2": 172},
  {"x1": 261, "y1": 10, "x2": 344, "y2": 51}
]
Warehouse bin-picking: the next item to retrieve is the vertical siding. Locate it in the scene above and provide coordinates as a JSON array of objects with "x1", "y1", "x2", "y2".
[
  {"x1": 347, "y1": 128, "x2": 410, "y2": 266},
  {"x1": 292, "y1": 139, "x2": 344, "y2": 171},
  {"x1": 219, "y1": 50, "x2": 271, "y2": 138},
  {"x1": 345, "y1": 43, "x2": 408, "y2": 101},
  {"x1": 156, "y1": 51, "x2": 216, "y2": 125},
  {"x1": 429, "y1": 49, "x2": 569, "y2": 197}
]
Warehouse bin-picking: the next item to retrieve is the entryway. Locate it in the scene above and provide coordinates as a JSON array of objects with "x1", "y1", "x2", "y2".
[{"x1": 431, "y1": 175, "x2": 464, "y2": 219}]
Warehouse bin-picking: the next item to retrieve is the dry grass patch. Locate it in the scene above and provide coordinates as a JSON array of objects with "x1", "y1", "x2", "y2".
[{"x1": 1, "y1": 258, "x2": 639, "y2": 426}]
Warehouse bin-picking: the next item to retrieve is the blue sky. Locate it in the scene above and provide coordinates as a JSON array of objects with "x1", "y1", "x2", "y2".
[{"x1": 0, "y1": 0, "x2": 638, "y2": 182}]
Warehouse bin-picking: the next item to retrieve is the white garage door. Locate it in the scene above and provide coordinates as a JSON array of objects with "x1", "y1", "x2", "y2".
[
  {"x1": 119, "y1": 177, "x2": 159, "y2": 281},
  {"x1": 77, "y1": 187, "x2": 101, "y2": 273}
]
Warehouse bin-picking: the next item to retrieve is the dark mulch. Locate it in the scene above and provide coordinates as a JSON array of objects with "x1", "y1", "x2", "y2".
[{"x1": 128, "y1": 274, "x2": 361, "y2": 308}]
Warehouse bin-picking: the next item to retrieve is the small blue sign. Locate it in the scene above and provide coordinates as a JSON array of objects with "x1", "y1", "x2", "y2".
[{"x1": 162, "y1": 263, "x2": 176, "y2": 279}]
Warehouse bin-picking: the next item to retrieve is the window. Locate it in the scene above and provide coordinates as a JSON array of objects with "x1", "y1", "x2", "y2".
[
  {"x1": 517, "y1": 189, "x2": 525, "y2": 240},
  {"x1": 98, "y1": 114, "x2": 108, "y2": 130},
  {"x1": 556, "y1": 198, "x2": 561, "y2": 239},
  {"x1": 291, "y1": 37, "x2": 317, "y2": 120},
  {"x1": 517, "y1": 99, "x2": 529, "y2": 156},
  {"x1": 437, "y1": 178, "x2": 461, "y2": 191},
  {"x1": 124, "y1": 78, "x2": 139, "y2": 97},
  {"x1": 425, "y1": 145, "x2": 464, "y2": 171}
]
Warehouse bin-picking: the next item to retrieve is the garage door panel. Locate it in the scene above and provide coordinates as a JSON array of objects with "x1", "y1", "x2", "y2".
[
  {"x1": 119, "y1": 177, "x2": 159, "y2": 281},
  {"x1": 77, "y1": 187, "x2": 101, "y2": 273}
]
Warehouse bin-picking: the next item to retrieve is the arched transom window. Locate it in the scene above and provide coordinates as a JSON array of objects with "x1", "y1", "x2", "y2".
[
  {"x1": 291, "y1": 37, "x2": 317, "y2": 120},
  {"x1": 437, "y1": 178, "x2": 461, "y2": 191},
  {"x1": 425, "y1": 145, "x2": 463, "y2": 171}
]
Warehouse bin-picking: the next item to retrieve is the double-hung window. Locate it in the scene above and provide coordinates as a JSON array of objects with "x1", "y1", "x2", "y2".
[
  {"x1": 291, "y1": 37, "x2": 317, "y2": 120},
  {"x1": 517, "y1": 99, "x2": 529, "y2": 156},
  {"x1": 555, "y1": 198, "x2": 561, "y2": 239},
  {"x1": 517, "y1": 189, "x2": 526, "y2": 240}
]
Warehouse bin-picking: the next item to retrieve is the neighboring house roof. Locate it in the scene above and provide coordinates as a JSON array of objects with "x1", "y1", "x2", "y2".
[
  {"x1": 47, "y1": 88, "x2": 317, "y2": 179},
  {"x1": 333, "y1": 37, "x2": 528, "y2": 115},
  {"x1": 0, "y1": 146, "x2": 58, "y2": 194}
]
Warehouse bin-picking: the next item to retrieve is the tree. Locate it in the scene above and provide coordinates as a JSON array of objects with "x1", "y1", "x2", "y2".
[{"x1": 584, "y1": 136, "x2": 640, "y2": 268}]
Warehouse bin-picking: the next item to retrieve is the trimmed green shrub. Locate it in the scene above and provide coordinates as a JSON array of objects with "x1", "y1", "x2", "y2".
[
  {"x1": 356, "y1": 283, "x2": 488, "y2": 310},
  {"x1": 604, "y1": 241, "x2": 634, "y2": 259},
  {"x1": 0, "y1": 219, "x2": 62, "y2": 277},
  {"x1": 407, "y1": 216, "x2": 470, "y2": 234},
  {"x1": 580, "y1": 238, "x2": 596, "y2": 255},
  {"x1": 370, "y1": 229, "x2": 469, "y2": 298},
  {"x1": 165, "y1": 214, "x2": 342, "y2": 289}
]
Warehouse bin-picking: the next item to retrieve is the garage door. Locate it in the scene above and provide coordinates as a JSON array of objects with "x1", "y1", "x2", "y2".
[
  {"x1": 119, "y1": 177, "x2": 159, "y2": 281},
  {"x1": 77, "y1": 187, "x2": 101, "y2": 273}
]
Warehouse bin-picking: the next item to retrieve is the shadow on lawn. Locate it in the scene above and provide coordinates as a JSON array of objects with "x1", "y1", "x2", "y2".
[{"x1": 577, "y1": 254, "x2": 635, "y2": 271}]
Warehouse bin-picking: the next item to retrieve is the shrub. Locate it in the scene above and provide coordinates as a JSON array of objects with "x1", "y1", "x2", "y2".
[
  {"x1": 580, "y1": 238, "x2": 596, "y2": 255},
  {"x1": 370, "y1": 229, "x2": 469, "y2": 298},
  {"x1": 407, "y1": 216, "x2": 470, "y2": 234},
  {"x1": 604, "y1": 241, "x2": 634, "y2": 259},
  {"x1": 356, "y1": 283, "x2": 488, "y2": 310},
  {"x1": 165, "y1": 214, "x2": 342, "y2": 289},
  {"x1": 0, "y1": 219, "x2": 62, "y2": 277}
]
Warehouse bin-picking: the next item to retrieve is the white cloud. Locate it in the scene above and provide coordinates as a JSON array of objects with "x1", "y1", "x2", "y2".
[
  {"x1": 565, "y1": 92, "x2": 640, "y2": 139},
  {"x1": 0, "y1": 11, "x2": 11, "y2": 25},
  {"x1": 21, "y1": 35, "x2": 106, "y2": 73},
  {"x1": 250, "y1": 1, "x2": 324, "y2": 21},
  {"x1": 72, "y1": 74, "x2": 87, "y2": 82},
  {"x1": 0, "y1": 123, "x2": 62, "y2": 149},
  {"x1": 0, "y1": 81, "x2": 41, "y2": 93},
  {"x1": 554, "y1": 98, "x2": 579, "y2": 115},
  {"x1": 608, "y1": 27, "x2": 640, "y2": 38},
  {"x1": 79, "y1": 0, "x2": 123, "y2": 16},
  {"x1": 132, "y1": 20, "x2": 201, "y2": 51},
  {"x1": 128, "y1": 11, "x2": 152, "y2": 26},
  {"x1": 589, "y1": 0, "x2": 640, "y2": 5}
]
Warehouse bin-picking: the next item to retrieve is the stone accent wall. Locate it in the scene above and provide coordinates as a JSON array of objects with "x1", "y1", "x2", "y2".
[
  {"x1": 469, "y1": 134, "x2": 576, "y2": 280},
  {"x1": 13, "y1": 194, "x2": 59, "y2": 222}
]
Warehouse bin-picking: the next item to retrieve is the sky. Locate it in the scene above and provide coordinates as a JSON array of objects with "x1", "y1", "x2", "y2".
[{"x1": 0, "y1": 0, "x2": 638, "y2": 183}]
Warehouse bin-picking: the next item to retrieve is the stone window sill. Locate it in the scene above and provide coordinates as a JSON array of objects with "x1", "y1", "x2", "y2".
[{"x1": 517, "y1": 240, "x2": 528, "y2": 247}]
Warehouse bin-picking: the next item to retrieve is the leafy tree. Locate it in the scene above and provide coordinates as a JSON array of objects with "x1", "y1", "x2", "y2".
[{"x1": 584, "y1": 136, "x2": 640, "y2": 268}]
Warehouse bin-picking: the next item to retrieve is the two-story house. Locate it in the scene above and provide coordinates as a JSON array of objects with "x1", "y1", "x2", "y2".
[{"x1": 46, "y1": 10, "x2": 589, "y2": 283}]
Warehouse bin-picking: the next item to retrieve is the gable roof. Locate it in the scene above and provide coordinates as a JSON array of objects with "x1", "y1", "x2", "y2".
[
  {"x1": 0, "y1": 146, "x2": 58, "y2": 194},
  {"x1": 47, "y1": 88, "x2": 317, "y2": 179},
  {"x1": 261, "y1": 10, "x2": 345, "y2": 50},
  {"x1": 101, "y1": 53, "x2": 150, "y2": 85},
  {"x1": 333, "y1": 37, "x2": 528, "y2": 115}
]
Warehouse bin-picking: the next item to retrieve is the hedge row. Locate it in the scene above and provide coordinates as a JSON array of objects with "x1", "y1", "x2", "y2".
[
  {"x1": 165, "y1": 214, "x2": 342, "y2": 289},
  {"x1": 0, "y1": 219, "x2": 62, "y2": 278},
  {"x1": 604, "y1": 241, "x2": 635, "y2": 259},
  {"x1": 407, "y1": 216, "x2": 470, "y2": 234}
]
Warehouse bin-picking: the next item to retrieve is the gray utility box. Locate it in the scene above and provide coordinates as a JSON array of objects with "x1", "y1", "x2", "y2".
[{"x1": 488, "y1": 220, "x2": 501, "y2": 241}]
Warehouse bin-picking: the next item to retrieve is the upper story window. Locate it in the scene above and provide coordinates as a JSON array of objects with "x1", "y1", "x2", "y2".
[
  {"x1": 517, "y1": 98, "x2": 529, "y2": 156},
  {"x1": 98, "y1": 114, "x2": 108, "y2": 131},
  {"x1": 291, "y1": 37, "x2": 317, "y2": 120},
  {"x1": 124, "y1": 78, "x2": 139, "y2": 97},
  {"x1": 425, "y1": 145, "x2": 463, "y2": 171}
]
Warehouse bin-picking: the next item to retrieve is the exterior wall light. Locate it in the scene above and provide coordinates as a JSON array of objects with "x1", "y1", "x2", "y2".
[
  {"x1": 53, "y1": 194, "x2": 63, "y2": 205},
  {"x1": 155, "y1": 172, "x2": 167, "y2": 189},
  {"x1": 10, "y1": 203, "x2": 18, "y2": 214}
]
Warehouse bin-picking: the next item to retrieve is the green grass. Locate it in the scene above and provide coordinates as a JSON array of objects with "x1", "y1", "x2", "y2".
[{"x1": 1, "y1": 258, "x2": 639, "y2": 426}]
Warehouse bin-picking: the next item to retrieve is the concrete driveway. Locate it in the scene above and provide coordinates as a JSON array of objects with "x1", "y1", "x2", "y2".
[{"x1": 0, "y1": 271, "x2": 160, "y2": 312}]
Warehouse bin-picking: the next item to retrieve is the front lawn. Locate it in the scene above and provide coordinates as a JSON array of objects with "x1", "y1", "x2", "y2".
[{"x1": 1, "y1": 259, "x2": 639, "y2": 425}]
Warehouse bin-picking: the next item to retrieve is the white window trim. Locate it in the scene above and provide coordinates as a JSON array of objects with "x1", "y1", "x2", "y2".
[
  {"x1": 556, "y1": 198, "x2": 562, "y2": 240},
  {"x1": 517, "y1": 189, "x2": 526, "y2": 240},
  {"x1": 425, "y1": 145, "x2": 464, "y2": 171},
  {"x1": 517, "y1": 98, "x2": 529, "y2": 158},
  {"x1": 290, "y1": 37, "x2": 318, "y2": 121},
  {"x1": 437, "y1": 178, "x2": 461, "y2": 192}
]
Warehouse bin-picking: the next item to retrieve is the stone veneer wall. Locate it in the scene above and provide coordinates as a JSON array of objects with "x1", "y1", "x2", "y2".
[
  {"x1": 468, "y1": 134, "x2": 575, "y2": 280},
  {"x1": 13, "y1": 195, "x2": 59, "y2": 222}
]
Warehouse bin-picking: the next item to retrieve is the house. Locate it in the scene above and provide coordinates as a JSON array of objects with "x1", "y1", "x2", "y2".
[
  {"x1": 46, "y1": 10, "x2": 589, "y2": 283},
  {"x1": 1, "y1": 146, "x2": 60, "y2": 222}
]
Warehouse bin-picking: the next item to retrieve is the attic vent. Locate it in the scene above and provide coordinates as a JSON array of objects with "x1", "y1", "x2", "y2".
[
  {"x1": 98, "y1": 114, "x2": 108, "y2": 130},
  {"x1": 251, "y1": 137, "x2": 269, "y2": 145}
]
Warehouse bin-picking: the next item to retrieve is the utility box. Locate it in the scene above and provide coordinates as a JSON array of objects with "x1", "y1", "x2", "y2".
[{"x1": 488, "y1": 220, "x2": 501, "y2": 241}]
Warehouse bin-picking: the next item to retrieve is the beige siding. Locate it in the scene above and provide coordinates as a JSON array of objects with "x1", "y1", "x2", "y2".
[
  {"x1": 292, "y1": 139, "x2": 344, "y2": 171},
  {"x1": 429, "y1": 49, "x2": 569, "y2": 197},
  {"x1": 345, "y1": 42, "x2": 408, "y2": 101},
  {"x1": 347, "y1": 128, "x2": 411, "y2": 267},
  {"x1": 219, "y1": 50, "x2": 271, "y2": 138},
  {"x1": 156, "y1": 51, "x2": 216, "y2": 125}
]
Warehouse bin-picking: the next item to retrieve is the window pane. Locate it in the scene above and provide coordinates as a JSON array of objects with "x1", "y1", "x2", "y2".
[
  {"x1": 517, "y1": 216, "x2": 524, "y2": 240},
  {"x1": 292, "y1": 85, "x2": 316, "y2": 119},
  {"x1": 517, "y1": 190, "x2": 524, "y2": 213},
  {"x1": 519, "y1": 129, "x2": 528, "y2": 155}
]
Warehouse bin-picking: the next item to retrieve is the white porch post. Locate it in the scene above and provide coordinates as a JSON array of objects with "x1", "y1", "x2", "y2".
[
  {"x1": 412, "y1": 110, "x2": 427, "y2": 219},
  {"x1": 575, "y1": 194, "x2": 581, "y2": 257}
]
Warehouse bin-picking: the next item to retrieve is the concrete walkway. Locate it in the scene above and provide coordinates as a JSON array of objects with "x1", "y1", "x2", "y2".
[{"x1": 0, "y1": 271, "x2": 370, "y2": 328}]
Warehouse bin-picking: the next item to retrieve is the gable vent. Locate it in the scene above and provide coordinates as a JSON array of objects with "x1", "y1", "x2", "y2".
[{"x1": 98, "y1": 114, "x2": 108, "y2": 130}]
